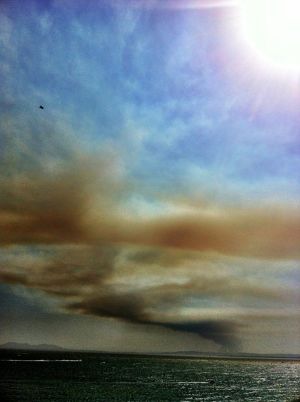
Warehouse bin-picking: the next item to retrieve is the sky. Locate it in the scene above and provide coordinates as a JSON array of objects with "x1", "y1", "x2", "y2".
[{"x1": 0, "y1": 0, "x2": 299, "y2": 354}]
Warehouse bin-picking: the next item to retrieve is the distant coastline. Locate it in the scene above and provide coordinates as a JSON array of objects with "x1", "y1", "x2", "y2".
[
  {"x1": 1, "y1": 342, "x2": 299, "y2": 361},
  {"x1": 0, "y1": 342, "x2": 66, "y2": 352}
]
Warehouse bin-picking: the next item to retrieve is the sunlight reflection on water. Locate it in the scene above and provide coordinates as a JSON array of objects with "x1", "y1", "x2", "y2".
[{"x1": 0, "y1": 352, "x2": 299, "y2": 401}]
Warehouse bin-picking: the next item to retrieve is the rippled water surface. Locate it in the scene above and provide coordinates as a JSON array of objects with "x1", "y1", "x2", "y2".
[{"x1": 1, "y1": 351, "x2": 299, "y2": 401}]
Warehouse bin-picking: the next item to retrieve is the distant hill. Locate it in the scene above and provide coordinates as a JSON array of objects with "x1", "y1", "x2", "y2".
[
  {"x1": 1, "y1": 344, "x2": 299, "y2": 360},
  {"x1": 0, "y1": 342, "x2": 66, "y2": 351}
]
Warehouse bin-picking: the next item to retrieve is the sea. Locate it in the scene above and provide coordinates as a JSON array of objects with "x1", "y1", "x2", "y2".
[{"x1": 0, "y1": 351, "x2": 299, "y2": 401}]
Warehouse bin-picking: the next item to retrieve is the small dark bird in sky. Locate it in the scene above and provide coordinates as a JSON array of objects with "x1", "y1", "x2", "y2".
[{"x1": 39, "y1": 105, "x2": 44, "y2": 109}]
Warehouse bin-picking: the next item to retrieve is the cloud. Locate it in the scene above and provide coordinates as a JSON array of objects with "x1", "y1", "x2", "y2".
[
  {"x1": 1, "y1": 0, "x2": 299, "y2": 260},
  {"x1": 0, "y1": 144, "x2": 129, "y2": 246},
  {"x1": 0, "y1": 123, "x2": 299, "y2": 349},
  {"x1": 127, "y1": 206, "x2": 300, "y2": 259},
  {"x1": 0, "y1": 245, "x2": 117, "y2": 297},
  {"x1": 108, "y1": 0, "x2": 236, "y2": 10},
  {"x1": 69, "y1": 293, "x2": 147, "y2": 322},
  {"x1": 1, "y1": 242, "x2": 297, "y2": 348},
  {"x1": 68, "y1": 291, "x2": 237, "y2": 347},
  {"x1": 161, "y1": 321, "x2": 237, "y2": 347},
  {"x1": 1, "y1": 146, "x2": 300, "y2": 259},
  {"x1": 0, "y1": 245, "x2": 239, "y2": 347},
  {"x1": 0, "y1": 101, "x2": 299, "y2": 350}
]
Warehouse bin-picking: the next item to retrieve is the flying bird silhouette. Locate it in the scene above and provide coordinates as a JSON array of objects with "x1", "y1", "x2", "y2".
[{"x1": 39, "y1": 105, "x2": 44, "y2": 109}]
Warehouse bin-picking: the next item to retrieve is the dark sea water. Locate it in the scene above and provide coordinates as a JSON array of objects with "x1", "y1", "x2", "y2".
[{"x1": 1, "y1": 351, "x2": 299, "y2": 401}]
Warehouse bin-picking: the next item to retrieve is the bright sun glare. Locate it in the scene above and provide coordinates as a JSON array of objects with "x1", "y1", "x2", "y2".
[{"x1": 240, "y1": 0, "x2": 300, "y2": 70}]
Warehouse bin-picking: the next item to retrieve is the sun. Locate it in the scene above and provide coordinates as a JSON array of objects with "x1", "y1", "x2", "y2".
[{"x1": 240, "y1": 0, "x2": 300, "y2": 70}]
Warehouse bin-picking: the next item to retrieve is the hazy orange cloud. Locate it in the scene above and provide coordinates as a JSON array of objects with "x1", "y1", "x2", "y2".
[
  {"x1": 0, "y1": 152, "x2": 300, "y2": 259},
  {"x1": 126, "y1": 207, "x2": 300, "y2": 259}
]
